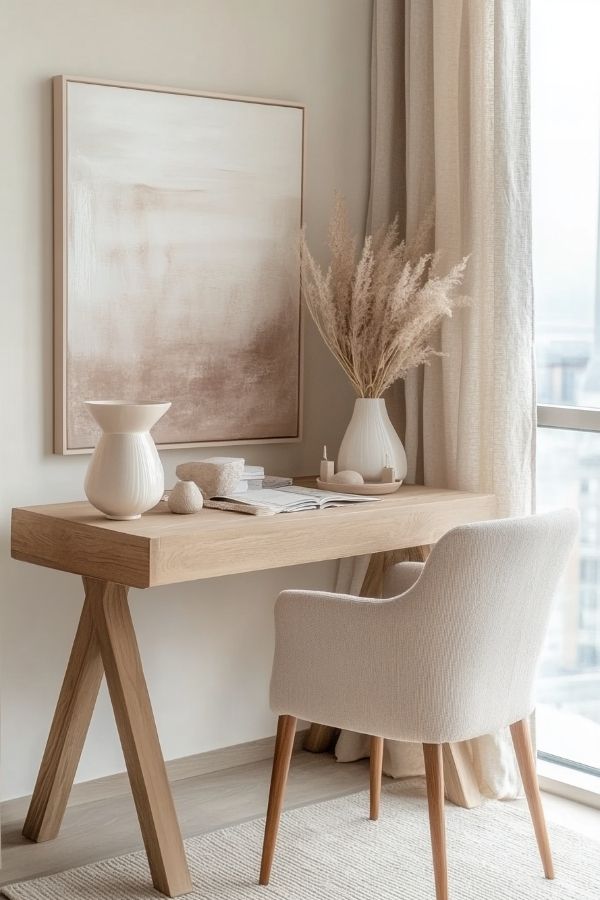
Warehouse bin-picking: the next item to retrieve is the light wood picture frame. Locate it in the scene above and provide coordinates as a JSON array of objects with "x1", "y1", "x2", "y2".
[{"x1": 53, "y1": 75, "x2": 305, "y2": 454}]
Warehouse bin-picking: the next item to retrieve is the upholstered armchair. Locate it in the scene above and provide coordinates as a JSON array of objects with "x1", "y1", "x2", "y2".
[{"x1": 259, "y1": 510, "x2": 579, "y2": 899}]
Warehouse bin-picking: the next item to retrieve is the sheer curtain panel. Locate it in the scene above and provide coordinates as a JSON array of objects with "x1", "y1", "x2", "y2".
[{"x1": 335, "y1": 0, "x2": 535, "y2": 800}]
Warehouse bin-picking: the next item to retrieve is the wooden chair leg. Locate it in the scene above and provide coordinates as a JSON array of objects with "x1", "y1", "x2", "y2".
[
  {"x1": 423, "y1": 743, "x2": 448, "y2": 900},
  {"x1": 510, "y1": 718, "x2": 555, "y2": 879},
  {"x1": 89, "y1": 579, "x2": 192, "y2": 897},
  {"x1": 369, "y1": 736, "x2": 384, "y2": 820},
  {"x1": 23, "y1": 582, "x2": 104, "y2": 842},
  {"x1": 259, "y1": 714, "x2": 297, "y2": 886}
]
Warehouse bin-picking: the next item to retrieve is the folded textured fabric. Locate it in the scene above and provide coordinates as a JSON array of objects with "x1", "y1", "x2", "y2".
[{"x1": 176, "y1": 457, "x2": 245, "y2": 498}]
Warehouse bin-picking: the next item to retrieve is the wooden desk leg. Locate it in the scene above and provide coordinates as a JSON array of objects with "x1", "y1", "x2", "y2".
[
  {"x1": 23, "y1": 584, "x2": 104, "y2": 842},
  {"x1": 303, "y1": 724, "x2": 339, "y2": 753},
  {"x1": 88, "y1": 579, "x2": 192, "y2": 898},
  {"x1": 443, "y1": 743, "x2": 482, "y2": 809}
]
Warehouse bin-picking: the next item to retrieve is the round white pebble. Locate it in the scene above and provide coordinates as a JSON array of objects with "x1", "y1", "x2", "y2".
[{"x1": 329, "y1": 470, "x2": 365, "y2": 485}]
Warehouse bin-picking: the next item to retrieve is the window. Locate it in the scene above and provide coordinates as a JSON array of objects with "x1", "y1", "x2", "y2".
[{"x1": 532, "y1": 0, "x2": 600, "y2": 784}]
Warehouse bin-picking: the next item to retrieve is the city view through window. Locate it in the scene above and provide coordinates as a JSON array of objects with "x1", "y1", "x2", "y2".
[{"x1": 533, "y1": 0, "x2": 600, "y2": 777}]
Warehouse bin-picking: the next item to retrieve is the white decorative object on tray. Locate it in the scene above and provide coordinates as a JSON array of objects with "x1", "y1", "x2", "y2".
[
  {"x1": 337, "y1": 398, "x2": 407, "y2": 482},
  {"x1": 329, "y1": 470, "x2": 364, "y2": 486},
  {"x1": 176, "y1": 457, "x2": 245, "y2": 498},
  {"x1": 84, "y1": 401, "x2": 169, "y2": 520},
  {"x1": 381, "y1": 461, "x2": 396, "y2": 482},
  {"x1": 316, "y1": 478, "x2": 401, "y2": 495},
  {"x1": 319, "y1": 446, "x2": 335, "y2": 482},
  {"x1": 168, "y1": 480, "x2": 204, "y2": 514}
]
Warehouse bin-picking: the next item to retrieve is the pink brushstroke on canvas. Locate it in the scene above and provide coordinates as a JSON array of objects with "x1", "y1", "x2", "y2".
[{"x1": 65, "y1": 82, "x2": 303, "y2": 449}]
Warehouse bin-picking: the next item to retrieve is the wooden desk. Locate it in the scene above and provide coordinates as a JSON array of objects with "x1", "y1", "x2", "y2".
[{"x1": 11, "y1": 480, "x2": 496, "y2": 897}]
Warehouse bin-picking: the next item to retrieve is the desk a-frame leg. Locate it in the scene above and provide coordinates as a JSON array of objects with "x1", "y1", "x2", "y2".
[
  {"x1": 23, "y1": 583, "x2": 104, "y2": 842},
  {"x1": 23, "y1": 577, "x2": 192, "y2": 898}
]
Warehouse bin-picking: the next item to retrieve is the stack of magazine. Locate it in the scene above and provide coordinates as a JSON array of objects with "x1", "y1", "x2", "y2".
[
  {"x1": 232, "y1": 466, "x2": 294, "y2": 493},
  {"x1": 205, "y1": 485, "x2": 380, "y2": 516}
]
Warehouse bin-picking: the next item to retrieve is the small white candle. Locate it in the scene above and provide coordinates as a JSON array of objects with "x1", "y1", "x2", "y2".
[
  {"x1": 381, "y1": 453, "x2": 396, "y2": 483},
  {"x1": 320, "y1": 444, "x2": 335, "y2": 481}
]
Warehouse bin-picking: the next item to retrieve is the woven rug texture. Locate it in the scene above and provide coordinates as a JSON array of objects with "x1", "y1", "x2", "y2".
[{"x1": 2, "y1": 780, "x2": 598, "y2": 899}]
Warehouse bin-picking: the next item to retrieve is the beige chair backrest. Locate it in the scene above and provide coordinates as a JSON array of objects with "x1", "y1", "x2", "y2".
[{"x1": 382, "y1": 509, "x2": 579, "y2": 741}]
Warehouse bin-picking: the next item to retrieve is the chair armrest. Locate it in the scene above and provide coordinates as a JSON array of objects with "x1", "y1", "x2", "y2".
[
  {"x1": 269, "y1": 589, "x2": 408, "y2": 731},
  {"x1": 272, "y1": 589, "x2": 385, "y2": 669},
  {"x1": 273, "y1": 589, "x2": 386, "y2": 652}
]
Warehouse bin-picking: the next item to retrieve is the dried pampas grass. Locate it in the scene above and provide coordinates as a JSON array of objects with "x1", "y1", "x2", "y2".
[{"x1": 301, "y1": 196, "x2": 468, "y2": 398}]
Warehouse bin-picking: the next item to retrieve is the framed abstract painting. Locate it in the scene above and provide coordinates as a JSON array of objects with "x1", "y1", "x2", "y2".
[{"x1": 53, "y1": 75, "x2": 304, "y2": 453}]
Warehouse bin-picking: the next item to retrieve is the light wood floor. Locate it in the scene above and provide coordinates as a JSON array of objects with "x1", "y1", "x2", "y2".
[{"x1": 1, "y1": 750, "x2": 598, "y2": 887}]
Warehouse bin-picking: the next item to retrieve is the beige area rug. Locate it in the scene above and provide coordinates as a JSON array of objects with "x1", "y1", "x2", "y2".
[{"x1": 3, "y1": 781, "x2": 599, "y2": 899}]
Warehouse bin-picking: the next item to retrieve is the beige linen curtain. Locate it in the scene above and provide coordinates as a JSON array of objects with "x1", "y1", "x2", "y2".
[{"x1": 335, "y1": 0, "x2": 535, "y2": 800}]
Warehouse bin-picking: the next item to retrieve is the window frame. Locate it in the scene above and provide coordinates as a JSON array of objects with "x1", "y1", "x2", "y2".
[
  {"x1": 537, "y1": 405, "x2": 600, "y2": 432},
  {"x1": 536, "y1": 402, "x2": 600, "y2": 804}
]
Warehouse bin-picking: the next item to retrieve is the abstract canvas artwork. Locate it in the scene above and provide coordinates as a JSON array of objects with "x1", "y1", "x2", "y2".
[{"x1": 53, "y1": 76, "x2": 304, "y2": 453}]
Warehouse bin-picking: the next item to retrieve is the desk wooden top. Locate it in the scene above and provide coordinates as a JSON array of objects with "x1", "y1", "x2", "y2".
[{"x1": 11, "y1": 478, "x2": 496, "y2": 588}]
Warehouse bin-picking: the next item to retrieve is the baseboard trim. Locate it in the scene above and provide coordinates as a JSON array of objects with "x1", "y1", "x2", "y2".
[{"x1": 4, "y1": 729, "x2": 309, "y2": 816}]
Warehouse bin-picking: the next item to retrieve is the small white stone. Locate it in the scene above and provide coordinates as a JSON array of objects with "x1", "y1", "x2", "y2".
[
  {"x1": 330, "y1": 470, "x2": 365, "y2": 485},
  {"x1": 168, "y1": 480, "x2": 204, "y2": 514}
]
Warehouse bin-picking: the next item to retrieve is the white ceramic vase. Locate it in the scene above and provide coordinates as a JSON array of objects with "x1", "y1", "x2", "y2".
[
  {"x1": 337, "y1": 397, "x2": 407, "y2": 482},
  {"x1": 84, "y1": 401, "x2": 170, "y2": 520}
]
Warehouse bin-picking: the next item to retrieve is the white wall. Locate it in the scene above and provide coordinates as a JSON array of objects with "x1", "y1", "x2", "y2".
[{"x1": 0, "y1": 0, "x2": 372, "y2": 800}]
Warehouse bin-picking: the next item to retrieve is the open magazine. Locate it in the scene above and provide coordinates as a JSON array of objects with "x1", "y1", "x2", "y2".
[{"x1": 207, "y1": 484, "x2": 380, "y2": 516}]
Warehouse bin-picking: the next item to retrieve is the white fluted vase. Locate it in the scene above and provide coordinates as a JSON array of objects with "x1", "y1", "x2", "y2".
[
  {"x1": 84, "y1": 401, "x2": 170, "y2": 520},
  {"x1": 337, "y1": 398, "x2": 407, "y2": 482}
]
